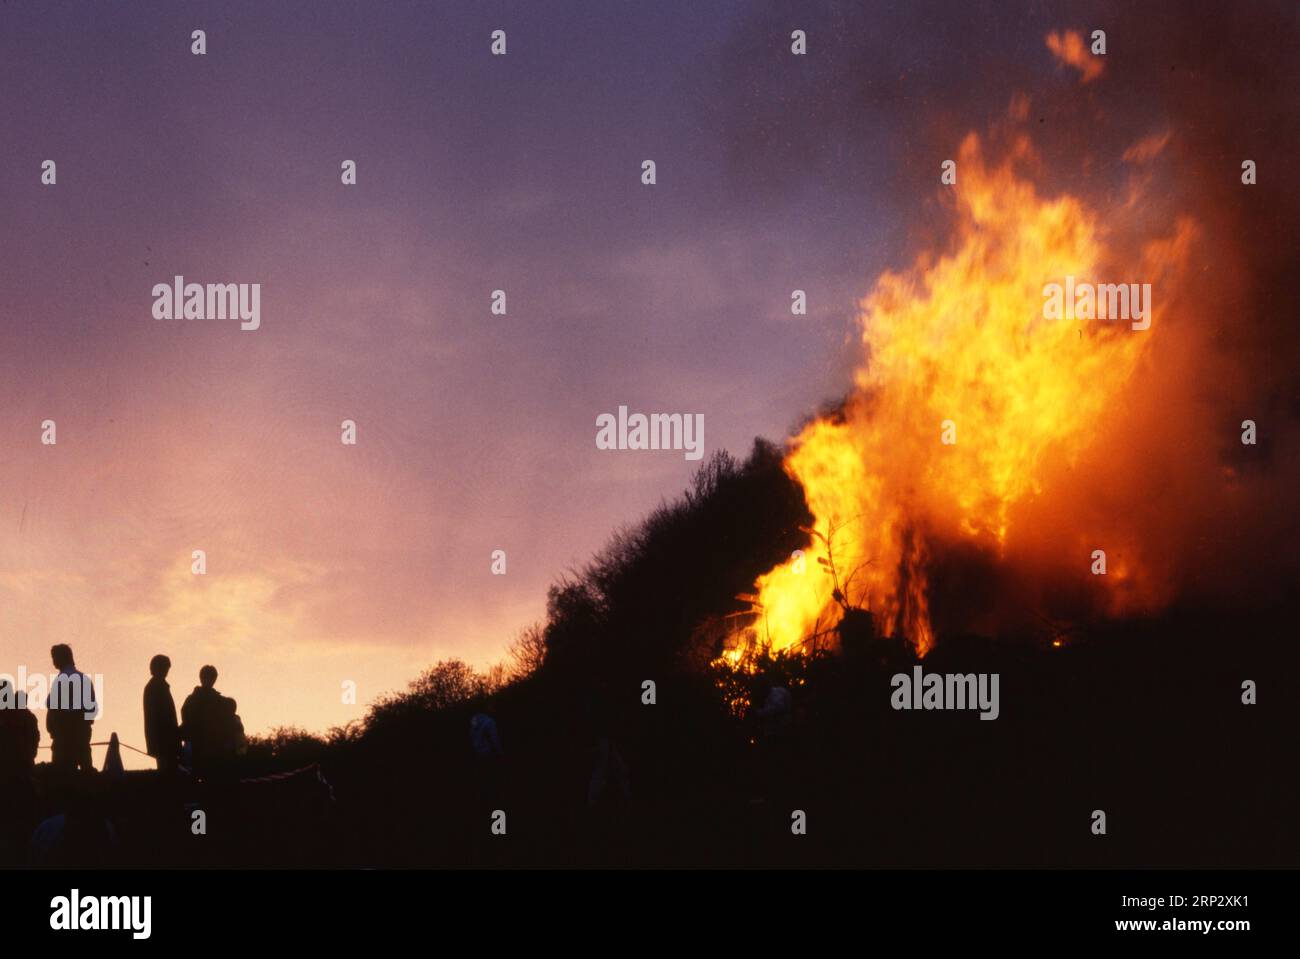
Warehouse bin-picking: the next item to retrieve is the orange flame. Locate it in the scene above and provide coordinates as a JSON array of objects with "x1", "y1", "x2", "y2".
[{"x1": 740, "y1": 131, "x2": 1194, "y2": 659}]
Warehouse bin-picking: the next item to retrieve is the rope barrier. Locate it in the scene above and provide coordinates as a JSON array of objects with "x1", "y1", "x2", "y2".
[
  {"x1": 237, "y1": 763, "x2": 320, "y2": 784},
  {"x1": 37, "y1": 740, "x2": 152, "y2": 756},
  {"x1": 37, "y1": 738, "x2": 334, "y2": 796}
]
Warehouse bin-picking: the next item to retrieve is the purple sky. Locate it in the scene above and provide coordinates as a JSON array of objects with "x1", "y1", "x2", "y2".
[{"x1": 3, "y1": 0, "x2": 1233, "y2": 762}]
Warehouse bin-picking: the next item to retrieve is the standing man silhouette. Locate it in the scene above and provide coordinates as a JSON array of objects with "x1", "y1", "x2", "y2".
[
  {"x1": 47, "y1": 644, "x2": 97, "y2": 772},
  {"x1": 180, "y1": 665, "x2": 226, "y2": 778},
  {"x1": 0, "y1": 678, "x2": 40, "y2": 865},
  {"x1": 143, "y1": 655, "x2": 180, "y2": 773},
  {"x1": 469, "y1": 702, "x2": 504, "y2": 806}
]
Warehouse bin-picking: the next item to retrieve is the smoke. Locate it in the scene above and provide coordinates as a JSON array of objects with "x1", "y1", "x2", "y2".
[
  {"x1": 718, "y1": 1, "x2": 1300, "y2": 644},
  {"x1": 1019, "y1": 0, "x2": 1300, "y2": 612}
]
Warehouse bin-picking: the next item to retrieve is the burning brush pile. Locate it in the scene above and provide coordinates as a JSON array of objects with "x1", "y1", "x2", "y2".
[{"x1": 721, "y1": 51, "x2": 1300, "y2": 670}]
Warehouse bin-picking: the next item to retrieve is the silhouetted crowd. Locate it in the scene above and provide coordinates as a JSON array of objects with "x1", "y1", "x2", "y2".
[
  {"x1": 0, "y1": 644, "x2": 247, "y2": 864},
  {"x1": 0, "y1": 642, "x2": 796, "y2": 866}
]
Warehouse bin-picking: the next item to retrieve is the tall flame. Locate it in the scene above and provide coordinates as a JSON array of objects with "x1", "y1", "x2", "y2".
[{"x1": 744, "y1": 131, "x2": 1194, "y2": 657}]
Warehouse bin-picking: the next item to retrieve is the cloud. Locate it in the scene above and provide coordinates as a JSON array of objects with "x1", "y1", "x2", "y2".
[{"x1": 112, "y1": 557, "x2": 327, "y2": 657}]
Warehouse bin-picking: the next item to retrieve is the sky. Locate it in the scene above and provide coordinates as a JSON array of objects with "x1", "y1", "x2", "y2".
[
  {"x1": 1, "y1": 0, "x2": 1295, "y2": 768},
  {"x1": 0, "y1": 0, "x2": 897, "y2": 766}
]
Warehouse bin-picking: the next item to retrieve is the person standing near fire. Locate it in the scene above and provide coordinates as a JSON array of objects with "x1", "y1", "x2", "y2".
[
  {"x1": 143, "y1": 654, "x2": 180, "y2": 773},
  {"x1": 47, "y1": 644, "x2": 98, "y2": 773},
  {"x1": 0, "y1": 678, "x2": 40, "y2": 864}
]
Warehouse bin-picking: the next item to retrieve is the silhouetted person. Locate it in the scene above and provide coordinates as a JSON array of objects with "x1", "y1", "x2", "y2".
[
  {"x1": 180, "y1": 665, "x2": 226, "y2": 777},
  {"x1": 751, "y1": 678, "x2": 793, "y2": 801},
  {"x1": 46, "y1": 644, "x2": 97, "y2": 772},
  {"x1": 469, "y1": 703, "x2": 504, "y2": 806},
  {"x1": 29, "y1": 781, "x2": 119, "y2": 867},
  {"x1": 143, "y1": 654, "x2": 180, "y2": 773},
  {"x1": 0, "y1": 679, "x2": 40, "y2": 864},
  {"x1": 585, "y1": 683, "x2": 631, "y2": 809},
  {"x1": 0, "y1": 678, "x2": 38, "y2": 778},
  {"x1": 754, "y1": 682, "x2": 792, "y2": 739},
  {"x1": 220, "y1": 697, "x2": 246, "y2": 757}
]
